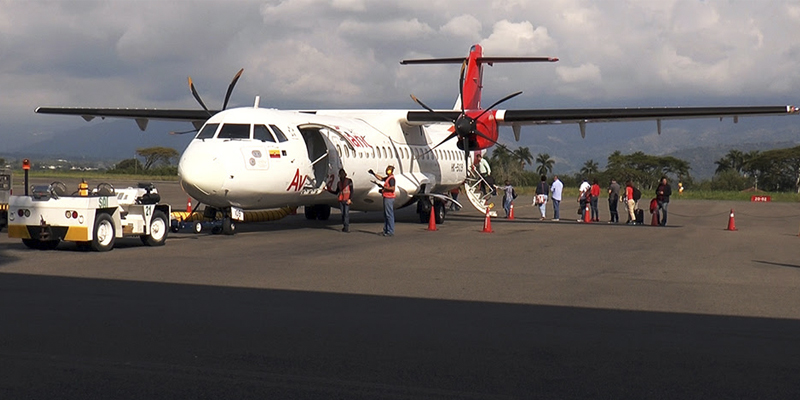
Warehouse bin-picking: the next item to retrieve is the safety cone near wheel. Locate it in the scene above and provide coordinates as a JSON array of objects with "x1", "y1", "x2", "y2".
[
  {"x1": 482, "y1": 204, "x2": 494, "y2": 233},
  {"x1": 651, "y1": 210, "x2": 659, "y2": 226},
  {"x1": 508, "y1": 202, "x2": 515, "y2": 220},
  {"x1": 726, "y1": 209, "x2": 737, "y2": 231},
  {"x1": 583, "y1": 204, "x2": 591, "y2": 223},
  {"x1": 427, "y1": 206, "x2": 438, "y2": 231},
  {"x1": 186, "y1": 197, "x2": 192, "y2": 213}
]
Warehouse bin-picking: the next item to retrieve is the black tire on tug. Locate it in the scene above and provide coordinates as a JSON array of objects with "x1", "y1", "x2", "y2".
[
  {"x1": 92, "y1": 213, "x2": 116, "y2": 252},
  {"x1": 141, "y1": 210, "x2": 168, "y2": 246}
]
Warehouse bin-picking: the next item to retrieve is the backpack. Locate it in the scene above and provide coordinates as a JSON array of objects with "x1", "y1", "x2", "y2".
[
  {"x1": 632, "y1": 187, "x2": 642, "y2": 201},
  {"x1": 512, "y1": 188, "x2": 518, "y2": 199}
]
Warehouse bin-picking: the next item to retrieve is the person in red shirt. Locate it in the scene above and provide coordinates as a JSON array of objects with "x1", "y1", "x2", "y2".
[
  {"x1": 328, "y1": 168, "x2": 353, "y2": 232},
  {"x1": 590, "y1": 178, "x2": 601, "y2": 222}
]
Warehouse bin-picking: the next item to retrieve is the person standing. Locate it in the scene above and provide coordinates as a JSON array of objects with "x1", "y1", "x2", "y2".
[
  {"x1": 474, "y1": 153, "x2": 493, "y2": 197},
  {"x1": 534, "y1": 175, "x2": 549, "y2": 220},
  {"x1": 625, "y1": 180, "x2": 637, "y2": 224},
  {"x1": 370, "y1": 165, "x2": 396, "y2": 236},
  {"x1": 656, "y1": 176, "x2": 672, "y2": 226},
  {"x1": 496, "y1": 180, "x2": 516, "y2": 218},
  {"x1": 590, "y1": 178, "x2": 601, "y2": 222},
  {"x1": 578, "y1": 178, "x2": 590, "y2": 222},
  {"x1": 550, "y1": 175, "x2": 563, "y2": 221},
  {"x1": 449, "y1": 186, "x2": 461, "y2": 211},
  {"x1": 327, "y1": 168, "x2": 353, "y2": 232},
  {"x1": 608, "y1": 179, "x2": 620, "y2": 223}
]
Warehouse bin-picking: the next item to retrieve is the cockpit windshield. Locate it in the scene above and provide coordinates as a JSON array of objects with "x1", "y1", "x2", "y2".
[
  {"x1": 217, "y1": 123, "x2": 251, "y2": 139},
  {"x1": 196, "y1": 123, "x2": 219, "y2": 139}
]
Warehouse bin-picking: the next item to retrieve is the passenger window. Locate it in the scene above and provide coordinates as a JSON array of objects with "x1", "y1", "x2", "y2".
[
  {"x1": 217, "y1": 123, "x2": 250, "y2": 139},
  {"x1": 270, "y1": 125, "x2": 289, "y2": 142},
  {"x1": 253, "y1": 125, "x2": 276, "y2": 142},
  {"x1": 196, "y1": 123, "x2": 219, "y2": 139}
]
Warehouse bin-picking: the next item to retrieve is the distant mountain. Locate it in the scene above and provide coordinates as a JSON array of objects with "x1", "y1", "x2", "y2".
[{"x1": 3, "y1": 120, "x2": 194, "y2": 162}]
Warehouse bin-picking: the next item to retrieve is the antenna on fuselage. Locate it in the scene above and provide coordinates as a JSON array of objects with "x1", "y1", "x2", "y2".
[{"x1": 254, "y1": 96, "x2": 260, "y2": 108}]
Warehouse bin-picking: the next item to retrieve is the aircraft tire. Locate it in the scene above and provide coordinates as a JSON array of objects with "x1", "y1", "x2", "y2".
[
  {"x1": 314, "y1": 204, "x2": 331, "y2": 220},
  {"x1": 434, "y1": 200, "x2": 446, "y2": 224},
  {"x1": 304, "y1": 206, "x2": 317, "y2": 220},
  {"x1": 222, "y1": 217, "x2": 236, "y2": 235}
]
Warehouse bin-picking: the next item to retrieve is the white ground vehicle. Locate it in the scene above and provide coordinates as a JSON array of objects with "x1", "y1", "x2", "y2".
[{"x1": 7, "y1": 182, "x2": 170, "y2": 251}]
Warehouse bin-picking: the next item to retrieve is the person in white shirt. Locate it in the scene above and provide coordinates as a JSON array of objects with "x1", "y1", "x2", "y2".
[
  {"x1": 578, "y1": 178, "x2": 591, "y2": 222},
  {"x1": 550, "y1": 175, "x2": 563, "y2": 221}
]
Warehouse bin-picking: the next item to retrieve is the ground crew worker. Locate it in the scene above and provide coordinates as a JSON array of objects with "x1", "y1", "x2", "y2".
[
  {"x1": 328, "y1": 168, "x2": 353, "y2": 232},
  {"x1": 370, "y1": 165, "x2": 396, "y2": 237}
]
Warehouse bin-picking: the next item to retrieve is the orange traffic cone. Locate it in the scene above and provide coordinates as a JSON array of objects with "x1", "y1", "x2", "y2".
[
  {"x1": 482, "y1": 204, "x2": 494, "y2": 233},
  {"x1": 186, "y1": 197, "x2": 192, "y2": 213},
  {"x1": 583, "y1": 204, "x2": 591, "y2": 223},
  {"x1": 508, "y1": 202, "x2": 515, "y2": 220},
  {"x1": 651, "y1": 210, "x2": 659, "y2": 226},
  {"x1": 427, "y1": 207, "x2": 437, "y2": 231},
  {"x1": 726, "y1": 209, "x2": 737, "y2": 231}
]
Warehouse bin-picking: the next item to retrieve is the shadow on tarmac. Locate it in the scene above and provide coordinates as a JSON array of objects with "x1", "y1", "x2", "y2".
[{"x1": 1, "y1": 273, "x2": 799, "y2": 399}]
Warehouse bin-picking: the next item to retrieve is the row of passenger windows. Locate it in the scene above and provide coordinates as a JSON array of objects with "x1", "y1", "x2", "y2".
[
  {"x1": 195, "y1": 123, "x2": 289, "y2": 143},
  {"x1": 335, "y1": 144, "x2": 463, "y2": 162}
]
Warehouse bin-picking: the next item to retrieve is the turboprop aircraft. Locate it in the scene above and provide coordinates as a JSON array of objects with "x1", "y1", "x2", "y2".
[{"x1": 36, "y1": 44, "x2": 799, "y2": 234}]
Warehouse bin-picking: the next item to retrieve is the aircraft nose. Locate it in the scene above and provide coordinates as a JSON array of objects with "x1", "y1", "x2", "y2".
[{"x1": 178, "y1": 147, "x2": 225, "y2": 200}]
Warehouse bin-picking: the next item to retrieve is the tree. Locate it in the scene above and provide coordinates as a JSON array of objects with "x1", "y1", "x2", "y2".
[
  {"x1": 535, "y1": 153, "x2": 554, "y2": 176},
  {"x1": 137, "y1": 147, "x2": 180, "y2": 170},
  {"x1": 513, "y1": 147, "x2": 534, "y2": 168},
  {"x1": 109, "y1": 158, "x2": 144, "y2": 174},
  {"x1": 579, "y1": 159, "x2": 599, "y2": 177}
]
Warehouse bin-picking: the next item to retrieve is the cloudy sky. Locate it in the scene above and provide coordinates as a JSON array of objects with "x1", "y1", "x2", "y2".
[{"x1": 1, "y1": 0, "x2": 798, "y2": 150}]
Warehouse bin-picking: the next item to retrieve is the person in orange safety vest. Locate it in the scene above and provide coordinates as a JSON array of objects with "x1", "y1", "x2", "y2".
[
  {"x1": 328, "y1": 168, "x2": 353, "y2": 232},
  {"x1": 369, "y1": 165, "x2": 396, "y2": 237}
]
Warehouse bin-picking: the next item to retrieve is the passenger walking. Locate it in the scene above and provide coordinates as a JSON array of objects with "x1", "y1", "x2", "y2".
[
  {"x1": 590, "y1": 178, "x2": 601, "y2": 222},
  {"x1": 327, "y1": 168, "x2": 353, "y2": 232},
  {"x1": 496, "y1": 180, "x2": 516, "y2": 218},
  {"x1": 608, "y1": 179, "x2": 620, "y2": 223},
  {"x1": 656, "y1": 176, "x2": 672, "y2": 226},
  {"x1": 370, "y1": 165, "x2": 396, "y2": 236},
  {"x1": 474, "y1": 153, "x2": 493, "y2": 197},
  {"x1": 578, "y1": 178, "x2": 590, "y2": 222},
  {"x1": 550, "y1": 175, "x2": 563, "y2": 221},
  {"x1": 625, "y1": 180, "x2": 636, "y2": 224},
  {"x1": 534, "y1": 175, "x2": 549, "y2": 220}
]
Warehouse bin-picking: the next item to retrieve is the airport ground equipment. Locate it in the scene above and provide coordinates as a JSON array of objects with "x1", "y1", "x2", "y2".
[
  {"x1": 7, "y1": 182, "x2": 170, "y2": 251},
  {"x1": 0, "y1": 168, "x2": 10, "y2": 230}
]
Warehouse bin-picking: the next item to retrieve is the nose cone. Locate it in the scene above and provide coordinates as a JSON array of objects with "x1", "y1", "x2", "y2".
[{"x1": 178, "y1": 143, "x2": 225, "y2": 205}]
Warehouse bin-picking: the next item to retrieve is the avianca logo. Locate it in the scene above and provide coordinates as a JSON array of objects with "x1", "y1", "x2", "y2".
[
  {"x1": 286, "y1": 169, "x2": 307, "y2": 192},
  {"x1": 344, "y1": 132, "x2": 372, "y2": 148}
]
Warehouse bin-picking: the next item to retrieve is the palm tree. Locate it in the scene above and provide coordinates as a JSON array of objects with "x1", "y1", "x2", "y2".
[
  {"x1": 535, "y1": 153, "x2": 554, "y2": 176},
  {"x1": 579, "y1": 159, "x2": 599, "y2": 177},
  {"x1": 513, "y1": 147, "x2": 534, "y2": 169}
]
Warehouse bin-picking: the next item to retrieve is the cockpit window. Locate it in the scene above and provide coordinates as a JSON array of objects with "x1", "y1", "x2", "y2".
[
  {"x1": 253, "y1": 125, "x2": 276, "y2": 142},
  {"x1": 269, "y1": 125, "x2": 289, "y2": 142},
  {"x1": 196, "y1": 123, "x2": 219, "y2": 139},
  {"x1": 217, "y1": 123, "x2": 251, "y2": 139}
]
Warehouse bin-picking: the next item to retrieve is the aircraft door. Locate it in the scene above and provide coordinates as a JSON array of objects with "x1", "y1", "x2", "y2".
[{"x1": 297, "y1": 124, "x2": 343, "y2": 193}]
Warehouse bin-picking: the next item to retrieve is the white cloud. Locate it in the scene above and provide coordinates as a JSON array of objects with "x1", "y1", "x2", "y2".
[
  {"x1": 481, "y1": 20, "x2": 555, "y2": 54},
  {"x1": 440, "y1": 15, "x2": 482, "y2": 40},
  {"x1": 556, "y1": 63, "x2": 601, "y2": 84}
]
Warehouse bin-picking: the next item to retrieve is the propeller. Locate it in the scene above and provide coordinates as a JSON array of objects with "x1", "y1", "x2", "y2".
[
  {"x1": 411, "y1": 59, "x2": 521, "y2": 163},
  {"x1": 188, "y1": 68, "x2": 245, "y2": 116}
]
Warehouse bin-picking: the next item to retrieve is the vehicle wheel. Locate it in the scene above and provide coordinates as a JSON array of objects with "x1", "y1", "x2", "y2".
[
  {"x1": 92, "y1": 213, "x2": 116, "y2": 252},
  {"x1": 434, "y1": 201, "x2": 446, "y2": 224},
  {"x1": 304, "y1": 205, "x2": 317, "y2": 220},
  {"x1": 314, "y1": 204, "x2": 331, "y2": 220},
  {"x1": 222, "y1": 217, "x2": 236, "y2": 235},
  {"x1": 141, "y1": 210, "x2": 168, "y2": 246},
  {"x1": 194, "y1": 221, "x2": 203, "y2": 234}
]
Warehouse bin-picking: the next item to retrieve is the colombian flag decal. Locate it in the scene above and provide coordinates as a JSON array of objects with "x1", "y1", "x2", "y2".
[{"x1": 269, "y1": 150, "x2": 281, "y2": 159}]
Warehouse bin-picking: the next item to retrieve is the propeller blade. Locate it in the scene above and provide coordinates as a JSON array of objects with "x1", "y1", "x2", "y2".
[
  {"x1": 476, "y1": 91, "x2": 522, "y2": 120},
  {"x1": 418, "y1": 131, "x2": 459, "y2": 158},
  {"x1": 410, "y1": 94, "x2": 436, "y2": 113},
  {"x1": 188, "y1": 77, "x2": 212, "y2": 116},
  {"x1": 222, "y1": 68, "x2": 244, "y2": 110}
]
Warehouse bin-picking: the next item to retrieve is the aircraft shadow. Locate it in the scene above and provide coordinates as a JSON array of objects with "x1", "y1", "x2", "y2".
[{"x1": 1, "y1": 273, "x2": 799, "y2": 399}]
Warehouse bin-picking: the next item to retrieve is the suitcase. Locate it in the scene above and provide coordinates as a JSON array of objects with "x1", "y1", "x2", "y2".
[{"x1": 635, "y1": 209, "x2": 644, "y2": 224}]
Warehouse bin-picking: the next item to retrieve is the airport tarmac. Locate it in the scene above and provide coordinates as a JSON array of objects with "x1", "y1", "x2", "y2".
[{"x1": 2, "y1": 179, "x2": 800, "y2": 398}]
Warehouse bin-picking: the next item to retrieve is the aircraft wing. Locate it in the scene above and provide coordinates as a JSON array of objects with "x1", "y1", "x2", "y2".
[
  {"x1": 35, "y1": 107, "x2": 216, "y2": 131},
  {"x1": 406, "y1": 105, "x2": 798, "y2": 138}
]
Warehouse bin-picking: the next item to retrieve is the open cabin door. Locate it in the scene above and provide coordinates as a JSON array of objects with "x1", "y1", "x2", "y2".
[{"x1": 297, "y1": 124, "x2": 345, "y2": 195}]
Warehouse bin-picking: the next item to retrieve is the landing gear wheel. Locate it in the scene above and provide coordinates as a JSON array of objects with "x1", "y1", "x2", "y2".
[
  {"x1": 314, "y1": 204, "x2": 331, "y2": 220},
  {"x1": 141, "y1": 210, "x2": 168, "y2": 246},
  {"x1": 92, "y1": 213, "x2": 116, "y2": 252},
  {"x1": 434, "y1": 200, "x2": 446, "y2": 224},
  {"x1": 304, "y1": 205, "x2": 317, "y2": 220},
  {"x1": 222, "y1": 217, "x2": 236, "y2": 235}
]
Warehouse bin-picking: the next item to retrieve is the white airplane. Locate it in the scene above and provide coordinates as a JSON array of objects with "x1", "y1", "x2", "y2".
[{"x1": 36, "y1": 44, "x2": 799, "y2": 234}]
